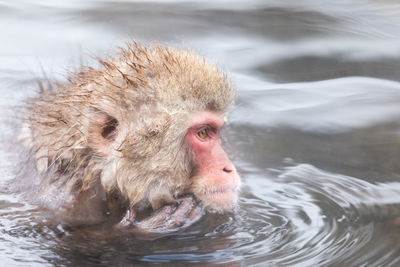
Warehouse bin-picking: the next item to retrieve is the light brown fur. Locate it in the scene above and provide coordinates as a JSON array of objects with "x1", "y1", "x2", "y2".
[{"x1": 22, "y1": 42, "x2": 235, "y2": 218}]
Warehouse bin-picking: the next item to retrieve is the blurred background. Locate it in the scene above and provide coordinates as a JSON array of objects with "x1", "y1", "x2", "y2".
[{"x1": 2, "y1": 0, "x2": 400, "y2": 266}]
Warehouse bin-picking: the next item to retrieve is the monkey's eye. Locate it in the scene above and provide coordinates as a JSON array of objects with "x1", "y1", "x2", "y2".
[{"x1": 197, "y1": 128, "x2": 209, "y2": 139}]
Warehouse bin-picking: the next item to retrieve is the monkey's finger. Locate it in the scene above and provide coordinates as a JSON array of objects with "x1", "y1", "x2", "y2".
[
  {"x1": 172, "y1": 196, "x2": 197, "y2": 217},
  {"x1": 118, "y1": 209, "x2": 137, "y2": 227}
]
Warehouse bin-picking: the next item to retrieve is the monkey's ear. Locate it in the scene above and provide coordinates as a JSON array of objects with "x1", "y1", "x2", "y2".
[{"x1": 87, "y1": 110, "x2": 121, "y2": 156}]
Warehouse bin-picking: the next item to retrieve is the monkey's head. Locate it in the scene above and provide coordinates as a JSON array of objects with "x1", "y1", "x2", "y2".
[{"x1": 27, "y1": 42, "x2": 240, "y2": 214}]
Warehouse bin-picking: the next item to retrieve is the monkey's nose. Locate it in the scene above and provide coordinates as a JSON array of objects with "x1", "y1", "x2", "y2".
[{"x1": 223, "y1": 167, "x2": 233, "y2": 173}]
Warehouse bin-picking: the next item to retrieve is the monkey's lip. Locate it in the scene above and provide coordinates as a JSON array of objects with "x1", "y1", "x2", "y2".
[{"x1": 201, "y1": 186, "x2": 238, "y2": 196}]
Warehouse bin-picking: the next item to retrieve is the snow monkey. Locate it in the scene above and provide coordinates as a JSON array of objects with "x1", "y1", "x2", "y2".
[{"x1": 20, "y1": 42, "x2": 240, "y2": 233}]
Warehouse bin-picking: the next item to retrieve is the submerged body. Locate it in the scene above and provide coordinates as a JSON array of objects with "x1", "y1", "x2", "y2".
[{"x1": 19, "y1": 42, "x2": 240, "y2": 231}]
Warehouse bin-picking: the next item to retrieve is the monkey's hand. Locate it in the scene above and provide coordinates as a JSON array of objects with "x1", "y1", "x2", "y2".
[
  {"x1": 137, "y1": 195, "x2": 204, "y2": 233},
  {"x1": 120, "y1": 195, "x2": 204, "y2": 233}
]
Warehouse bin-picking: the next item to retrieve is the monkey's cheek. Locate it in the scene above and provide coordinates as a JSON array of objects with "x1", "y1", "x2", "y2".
[{"x1": 198, "y1": 190, "x2": 238, "y2": 211}]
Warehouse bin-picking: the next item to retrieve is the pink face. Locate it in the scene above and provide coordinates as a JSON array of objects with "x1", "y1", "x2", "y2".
[{"x1": 185, "y1": 111, "x2": 240, "y2": 211}]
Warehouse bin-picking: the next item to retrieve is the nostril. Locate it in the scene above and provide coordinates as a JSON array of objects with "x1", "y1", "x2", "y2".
[{"x1": 223, "y1": 167, "x2": 233, "y2": 173}]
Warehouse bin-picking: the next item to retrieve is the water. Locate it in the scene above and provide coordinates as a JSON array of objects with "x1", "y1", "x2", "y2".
[{"x1": 1, "y1": 0, "x2": 400, "y2": 265}]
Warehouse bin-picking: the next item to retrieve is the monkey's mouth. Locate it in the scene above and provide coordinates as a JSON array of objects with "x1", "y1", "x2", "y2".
[
  {"x1": 203, "y1": 186, "x2": 237, "y2": 195},
  {"x1": 198, "y1": 186, "x2": 238, "y2": 210}
]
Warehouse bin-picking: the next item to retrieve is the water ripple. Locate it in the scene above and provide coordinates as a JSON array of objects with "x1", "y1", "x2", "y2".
[{"x1": 235, "y1": 163, "x2": 400, "y2": 265}]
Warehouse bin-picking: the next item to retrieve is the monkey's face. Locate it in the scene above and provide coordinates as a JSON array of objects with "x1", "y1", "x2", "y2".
[{"x1": 185, "y1": 111, "x2": 240, "y2": 211}]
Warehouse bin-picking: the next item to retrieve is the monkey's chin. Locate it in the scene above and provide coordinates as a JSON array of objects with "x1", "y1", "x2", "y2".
[{"x1": 198, "y1": 190, "x2": 238, "y2": 212}]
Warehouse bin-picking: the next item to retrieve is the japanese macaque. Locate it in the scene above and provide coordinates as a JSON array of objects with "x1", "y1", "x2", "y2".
[{"x1": 19, "y1": 42, "x2": 240, "y2": 233}]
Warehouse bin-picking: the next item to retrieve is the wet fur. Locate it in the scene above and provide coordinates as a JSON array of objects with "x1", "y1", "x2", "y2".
[{"x1": 20, "y1": 42, "x2": 235, "y2": 224}]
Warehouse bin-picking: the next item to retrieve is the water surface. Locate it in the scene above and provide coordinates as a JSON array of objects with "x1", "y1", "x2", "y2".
[{"x1": 2, "y1": 0, "x2": 400, "y2": 266}]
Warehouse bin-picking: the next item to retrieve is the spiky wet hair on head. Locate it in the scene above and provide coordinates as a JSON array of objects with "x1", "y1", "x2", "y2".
[{"x1": 93, "y1": 42, "x2": 235, "y2": 113}]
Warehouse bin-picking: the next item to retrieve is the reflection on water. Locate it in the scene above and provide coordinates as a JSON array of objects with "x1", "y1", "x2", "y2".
[{"x1": 2, "y1": 0, "x2": 400, "y2": 265}]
